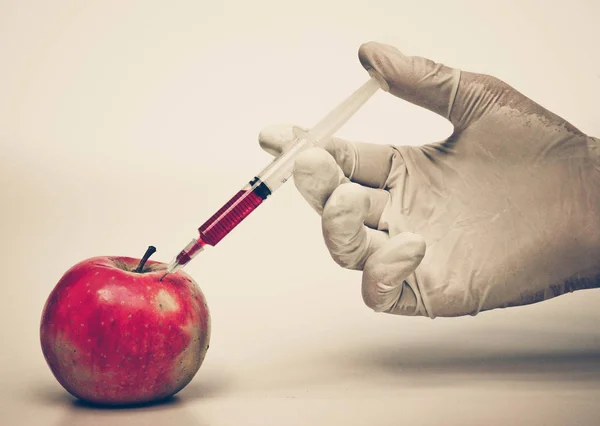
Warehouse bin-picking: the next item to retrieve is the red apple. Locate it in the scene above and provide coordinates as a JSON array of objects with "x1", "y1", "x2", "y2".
[{"x1": 40, "y1": 246, "x2": 210, "y2": 406}]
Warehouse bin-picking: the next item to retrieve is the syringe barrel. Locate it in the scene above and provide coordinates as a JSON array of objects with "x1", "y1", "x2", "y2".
[
  {"x1": 195, "y1": 139, "x2": 306, "y2": 247},
  {"x1": 198, "y1": 179, "x2": 269, "y2": 246},
  {"x1": 195, "y1": 73, "x2": 384, "y2": 248}
]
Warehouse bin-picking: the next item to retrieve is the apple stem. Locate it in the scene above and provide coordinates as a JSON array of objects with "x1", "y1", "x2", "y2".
[{"x1": 134, "y1": 246, "x2": 157, "y2": 273}]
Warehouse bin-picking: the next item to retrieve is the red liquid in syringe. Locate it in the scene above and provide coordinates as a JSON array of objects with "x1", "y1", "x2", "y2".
[
  {"x1": 174, "y1": 179, "x2": 271, "y2": 266},
  {"x1": 199, "y1": 186, "x2": 267, "y2": 245}
]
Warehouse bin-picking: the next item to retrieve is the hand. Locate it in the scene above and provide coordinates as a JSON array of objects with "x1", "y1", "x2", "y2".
[{"x1": 258, "y1": 41, "x2": 600, "y2": 318}]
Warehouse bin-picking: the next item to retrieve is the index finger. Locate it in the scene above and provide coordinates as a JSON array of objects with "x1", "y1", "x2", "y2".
[{"x1": 258, "y1": 124, "x2": 396, "y2": 189}]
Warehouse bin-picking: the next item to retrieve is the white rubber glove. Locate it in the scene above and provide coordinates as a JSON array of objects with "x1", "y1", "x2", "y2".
[{"x1": 259, "y1": 41, "x2": 600, "y2": 318}]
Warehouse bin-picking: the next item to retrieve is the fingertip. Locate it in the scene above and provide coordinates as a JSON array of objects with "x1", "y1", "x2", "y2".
[
  {"x1": 292, "y1": 148, "x2": 346, "y2": 215},
  {"x1": 320, "y1": 183, "x2": 377, "y2": 270},
  {"x1": 358, "y1": 41, "x2": 385, "y2": 70},
  {"x1": 322, "y1": 182, "x2": 370, "y2": 224},
  {"x1": 361, "y1": 232, "x2": 426, "y2": 313},
  {"x1": 358, "y1": 41, "x2": 399, "y2": 76},
  {"x1": 294, "y1": 148, "x2": 345, "y2": 192},
  {"x1": 365, "y1": 232, "x2": 426, "y2": 274},
  {"x1": 258, "y1": 124, "x2": 297, "y2": 156},
  {"x1": 294, "y1": 147, "x2": 337, "y2": 176}
]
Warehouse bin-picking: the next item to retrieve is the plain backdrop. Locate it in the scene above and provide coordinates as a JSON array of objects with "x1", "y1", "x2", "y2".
[{"x1": 1, "y1": 1, "x2": 599, "y2": 425}]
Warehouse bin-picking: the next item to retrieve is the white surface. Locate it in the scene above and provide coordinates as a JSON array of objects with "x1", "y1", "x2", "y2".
[{"x1": 1, "y1": 1, "x2": 599, "y2": 425}]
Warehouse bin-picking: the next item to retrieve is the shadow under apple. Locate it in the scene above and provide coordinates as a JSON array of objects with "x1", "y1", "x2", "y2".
[{"x1": 31, "y1": 369, "x2": 229, "y2": 407}]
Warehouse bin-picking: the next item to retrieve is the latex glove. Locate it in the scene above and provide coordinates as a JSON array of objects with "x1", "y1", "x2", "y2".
[{"x1": 259, "y1": 41, "x2": 600, "y2": 318}]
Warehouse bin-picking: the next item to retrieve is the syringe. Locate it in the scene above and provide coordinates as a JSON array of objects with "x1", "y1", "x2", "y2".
[{"x1": 160, "y1": 69, "x2": 388, "y2": 281}]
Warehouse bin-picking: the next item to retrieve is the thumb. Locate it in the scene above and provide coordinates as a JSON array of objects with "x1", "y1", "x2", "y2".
[
  {"x1": 359, "y1": 41, "x2": 461, "y2": 126},
  {"x1": 361, "y1": 232, "x2": 426, "y2": 315}
]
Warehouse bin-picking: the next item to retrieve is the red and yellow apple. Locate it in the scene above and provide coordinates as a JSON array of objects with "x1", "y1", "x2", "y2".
[{"x1": 40, "y1": 247, "x2": 210, "y2": 405}]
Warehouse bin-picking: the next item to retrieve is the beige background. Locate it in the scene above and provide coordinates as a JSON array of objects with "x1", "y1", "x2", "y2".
[{"x1": 1, "y1": 1, "x2": 600, "y2": 425}]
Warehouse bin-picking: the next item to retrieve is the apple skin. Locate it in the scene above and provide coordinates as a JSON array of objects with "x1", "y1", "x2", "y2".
[{"x1": 39, "y1": 255, "x2": 210, "y2": 406}]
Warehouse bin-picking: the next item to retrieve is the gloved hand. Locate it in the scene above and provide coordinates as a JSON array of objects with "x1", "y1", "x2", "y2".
[{"x1": 258, "y1": 41, "x2": 600, "y2": 318}]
